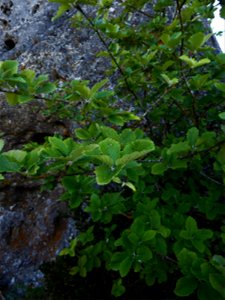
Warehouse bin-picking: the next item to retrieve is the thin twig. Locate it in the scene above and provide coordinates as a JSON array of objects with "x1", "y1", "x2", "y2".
[{"x1": 75, "y1": 4, "x2": 139, "y2": 101}]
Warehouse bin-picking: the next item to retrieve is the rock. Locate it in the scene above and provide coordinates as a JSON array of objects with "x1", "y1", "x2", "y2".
[{"x1": 0, "y1": 179, "x2": 77, "y2": 293}]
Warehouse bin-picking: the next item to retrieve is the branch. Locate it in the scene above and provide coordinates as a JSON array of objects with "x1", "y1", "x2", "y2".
[{"x1": 75, "y1": 4, "x2": 139, "y2": 101}]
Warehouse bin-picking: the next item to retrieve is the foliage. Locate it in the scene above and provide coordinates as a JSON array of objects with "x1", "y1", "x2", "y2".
[{"x1": 0, "y1": 0, "x2": 225, "y2": 298}]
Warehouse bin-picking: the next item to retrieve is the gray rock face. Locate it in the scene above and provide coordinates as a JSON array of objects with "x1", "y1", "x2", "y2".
[
  {"x1": 0, "y1": 0, "x2": 101, "y2": 295},
  {"x1": 0, "y1": 0, "x2": 107, "y2": 82}
]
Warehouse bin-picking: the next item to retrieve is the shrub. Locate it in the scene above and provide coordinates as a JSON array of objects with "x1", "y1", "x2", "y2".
[{"x1": 0, "y1": 0, "x2": 225, "y2": 298}]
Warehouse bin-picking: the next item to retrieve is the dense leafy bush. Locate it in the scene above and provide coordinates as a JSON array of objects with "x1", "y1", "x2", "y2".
[{"x1": 0, "y1": 0, "x2": 225, "y2": 298}]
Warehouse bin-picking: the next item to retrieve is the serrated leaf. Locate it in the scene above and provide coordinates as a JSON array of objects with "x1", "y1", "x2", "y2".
[
  {"x1": 179, "y1": 55, "x2": 210, "y2": 68},
  {"x1": 100, "y1": 126, "x2": 119, "y2": 140},
  {"x1": 48, "y1": 136, "x2": 69, "y2": 156},
  {"x1": 116, "y1": 151, "x2": 148, "y2": 166},
  {"x1": 123, "y1": 139, "x2": 155, "y2": 154},
  {"x1": 94, "y1": 155, "x2": 113, "y2": 166},
  {"x1": 99, "y1": 138, "x2": 120, "y2": 162},
  {"x1": 95, "y1": 165, "x2": 117, "y2": 185},
  {"x1": 167, "y1": 141, "x2": 190, "y2": 155},
  {"x1": 4, "y1": 150, "x2": 27, "y2": 163},
  {"x1": 0, "y1": 155, "x2": 20, "y2": 172},
  {"x1": 175, "y1": 276, "x2": 198, "y2": 296},
  {"x1": 161, "y1": 73, "x2": 178, "y2": 86},
  {"x1": 75, "y1": 128, "x2": 92, "y2": 140}
]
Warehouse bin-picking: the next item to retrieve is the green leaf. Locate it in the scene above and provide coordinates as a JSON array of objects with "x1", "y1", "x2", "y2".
[
  {"x1": 111, "y1": 279, "x2": 126, "y2": 297},
  {"x1": 122, "y1": 181, "x2": 136, "y2": 192},
  {"x1": 0, "y1": 155, "x2": 20, "y2": 172},
  {"x1": 6, "y1": 93, "x2": 19, "y2": 105},
  {"x1": 36, "y1": 82, "x2": 56, "y2": 94},
  {"x1": 220, "y1": 6, "x2": 225, "y2": 18},
  {"x1": 95, "y1": 165, "x2": 117, "y2": 185},
  {"x1": 215, "y1": 82, "x2": 225, "y2": 92},
  {"x1": 100, "y1": 126, "x2": 119, "y2": 140},
  {"x1": 4, "y1": 150, "x2": 27, "y2": 163},
  {"x1": 99, "y1": 138, "x2": 120, "y2": 162},
  {"x1": 0, "y1": 60, "x2": 18, "y2": 77},
  {"x1": 161, "y1": 73, "x2": 179, "y2": 86},
  {"x1": 48, "y1": 136, "x2": 69, "y2": 156},
  {"x1": 137, "y1": 246, "x2": 152, "y2": 262},
  {"x1": 188, "y1": 32, "x2": 212, "y2": 51},
  {"x1": 187, "y1": 127, "x2": 199, "y2": 147},
  {"x1": 90, "y1": 79, "x2": 108, "y2": 97},
  {"x1": 209, "y1": 273, "x2": 225, "y2": 298},
  {"x1": 123, "y1": 139, "x2": 155, "y2": 154},
  {"x1": 0, "y1": 140, "x2": 4, "y2": 152},
  {"x1": 185, "y1": 216, "x2": 198, "y2": 233},
  {"x1": 219, "y1": 112, "x2": 225, "y2": 120},
  {"x1": 167, "y1": 142, "x2": 190, "y2": 155},
  {"x1": 51, "y1": 4, "x2": 71, "y2": 21},
  {"x1": 198, "y1": 282, "x2": 222, "y2": 300},
  {"x1": 151, "y1": 162, "x2": 167, "y2": 175},
  {"x1": 179, "y1": 55, "x2": 210, "y2": 68},
  {"x1": 175, "y1": 276, "x2": 198, "y2": 296},
  {"x1": 116, "y1": 151, "x2": 148, "y2": 166},
  {"x1": 94, "y1": 155, "x2": 113, "y2": 166},
  {"x1": 75, "y1": 128, "x2": 92, "y2": 140},
  {"x1": 119, "y1": 256, "x2": 132, "y2": 277},
  {"x1": 6, "y1": 93, "x2": 32, "y2": 105},
  {"x1": 142, "y1": 230, "x2": 156, "y2": 241},
  {"x1": 177, "y1": 248, "x2": 197, "y2": 273}
]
